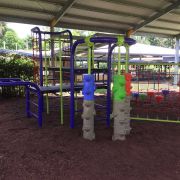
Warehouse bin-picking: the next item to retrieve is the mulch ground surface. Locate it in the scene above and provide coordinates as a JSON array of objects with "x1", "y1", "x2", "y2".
[{"x1": 0, "y1": 97, "x2": 180, "y2": 180}]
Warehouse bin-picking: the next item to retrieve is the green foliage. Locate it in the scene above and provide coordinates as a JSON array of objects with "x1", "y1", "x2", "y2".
[
  {"x1": 133, "y1": 36, "x2": 150, "y2": 45},
  {"x1": 54, "y1": 27, "x2": 95, "y2": 37},
  {"x1": 24, "y1": 35, "x2": 33, "y2": 49},
  {"x1": 3, "y1": 30, "x2": 18, "y2": 50},
  {"x1": 0, "y1": 55, "x2": 34, "y2": 97},
  {"x1": 0, "y1": 22, "x2": 7, "y2": 37},
  {"x1": 133, "y1": 35, "x2": 175, "y2": 48},
  {"x1": 71, "y1": 29, "x2": 95, "y2": 36},
  {"x1": 99, "y1": 62, "x2": 107, "y2": 68},
  {"x1": 0, "y1": 56, "x2": 33, "y2": 80},
  {"x1": 0, "y1": 22, "x2": 32, "y2": 50}
]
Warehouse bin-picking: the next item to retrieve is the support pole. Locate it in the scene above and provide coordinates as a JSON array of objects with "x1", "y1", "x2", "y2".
[
  {"x1": 106, "y1": 43, "x2": 111, "y2": 127},
  {"x1": 174, "y1": 36, "x2": 180, "y2": 87},
  {"x1": 25, "y1": 86, "x2": 30, "y2": 117},
  {"x1": 59, "y1": 38, "x2": 64, "y2": 125},
  {"x1": 44, "y1": 41, "x2": 49, "y2": 114},
  {"x1": 50, "y1": 26, "x2": 55, "y2": 85}
]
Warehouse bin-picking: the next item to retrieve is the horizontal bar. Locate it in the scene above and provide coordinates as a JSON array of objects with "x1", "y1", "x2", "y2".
[
  {"x1": 30, "y1": 101, "x2": 38, "y2": 107},
  {"x1": 131, "y1": 117, "x2": 180, "y2": 123},
  {"x1": 128, "y1": 63, "x2": 180, "y2": 66},
  {"x1": 95, "y1": 103, "x2": 106, "y2": 108},
  {"x1": 29, "y1": 112, "x2": 38, "y2": 119}
]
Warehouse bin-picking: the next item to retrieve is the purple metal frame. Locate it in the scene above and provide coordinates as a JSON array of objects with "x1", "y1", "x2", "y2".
[
  {"x1": 31, "y1": 27, "x2": 73, "y2": 121},
  {"x1": 31, "y1": 27, "x2": 73, "y2": 86},
  {"x1": 0, "y1": 78, "x2": 43, "y2": 127},
  {"x1": 70, "y1": 37, "x2": 136, "y2": 128}
]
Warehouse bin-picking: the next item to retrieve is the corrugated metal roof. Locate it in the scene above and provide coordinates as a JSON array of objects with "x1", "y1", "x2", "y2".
[{"x1": 0, "y1": 0, "x2": 179, "y2": 37}]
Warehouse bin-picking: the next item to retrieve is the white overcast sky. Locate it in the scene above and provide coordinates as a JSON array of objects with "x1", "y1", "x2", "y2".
[{"x1": 7, "y1": 22, "x2": 38, "y2": 38}]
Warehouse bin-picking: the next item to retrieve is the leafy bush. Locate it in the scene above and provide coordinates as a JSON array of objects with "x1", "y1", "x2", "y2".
[{"x1": 0, "y1": 55, "x2": 34, "y2": 97}]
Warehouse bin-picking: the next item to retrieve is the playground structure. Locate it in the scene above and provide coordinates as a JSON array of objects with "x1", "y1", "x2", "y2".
[
  {"x1": 31, "y1": 27, "x2": 114, "y2": 129},
  {"x1": 1, "y1": 26, "x2": 180, "y2": 141},
  {"x1": 0, "y1": 27, "x2": 137, "y2": 141},
  {"x1": 0, "y1": 2, "x2": 180, "y2": 179},
  {"x1": 1, "y1": 27, "x2": 74, "y2": 127},
  {"x1": 70, "y1": 35, "x2": 136, "y2": 140}
]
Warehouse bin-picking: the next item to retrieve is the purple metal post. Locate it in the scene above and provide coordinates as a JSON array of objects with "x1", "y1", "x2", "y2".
[
  {"x1": 70, "y1": 41, "x2": 79, "y2": 128},
  {"x1": 37, "y1": 90, "x2": 43, "y2": 127},
  {"x1": 107, "y1": 44, "x2": 118, "y2": 126},
  {"x1": 106, "y1": 43, "x2": 112, "y2": 127},
  {"x1": 0, "y1": 79, "x2": 43, "y2": 127},
  {"x1": 25, "y1": 86, "x2": 31, "y2": 117}
]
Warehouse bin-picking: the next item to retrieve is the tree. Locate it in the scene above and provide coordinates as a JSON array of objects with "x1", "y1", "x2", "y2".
[
  {"x1": 148, "y1": 35, "x2": 161, "y2": 46},
  {"x1": 0, "y1": 22, "x2": 31, "y2": 50},
  {"x1": 162, "y1": 38, "x2": 175, "y2": 49},
  {"x1": 133, "y1": 35, "x2": 150, "y2": 45},
  {"x1": 23, "y1": 35, "x2": 32, "y2": 50},
  {"x1": 133, "y1": 34, "x2": 175, "y2": 48},
  {"x1": 54, "y1": 27, "x2": 95, "y2": 37},
  {"x1": 3, "y1": 30, "x2": 19, "y2": 50},
  {"x1": 0, "y1": 22, "x2": 7, "y2": 37},
  {"x1": 71, "y1": 29, "x2": 94, "y2": 36}
]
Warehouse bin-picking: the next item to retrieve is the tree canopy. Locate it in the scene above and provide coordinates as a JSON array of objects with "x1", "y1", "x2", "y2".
[
  {"x1": 133, "y1": 34, "x2": 175, "y2": 49},
  {"x1": 0, "y1": 22, "x2": 29, "y2": 50}
]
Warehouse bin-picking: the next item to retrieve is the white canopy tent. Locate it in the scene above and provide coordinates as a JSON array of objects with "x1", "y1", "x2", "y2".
[{"x1": 94, "y1": 43, "x2": 180, "y2": 57}]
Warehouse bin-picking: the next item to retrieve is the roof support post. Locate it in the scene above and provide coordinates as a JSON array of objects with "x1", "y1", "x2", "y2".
[
  {"x1": 126, "y1": 29, "x2": 134, "y2": 38},
  {"x1": 173, "y1": 36, "x2": 180, "y2": 87}
]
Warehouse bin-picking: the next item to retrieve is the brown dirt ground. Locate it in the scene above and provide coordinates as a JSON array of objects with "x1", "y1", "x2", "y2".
[{"x1": 0, "y1": 96, "x2": 180, "y2": 180}]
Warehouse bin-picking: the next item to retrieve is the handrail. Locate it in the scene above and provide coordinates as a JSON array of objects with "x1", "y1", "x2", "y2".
[{"x1": 0, "y1": 80, "x2": 40, "y2": 92}]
